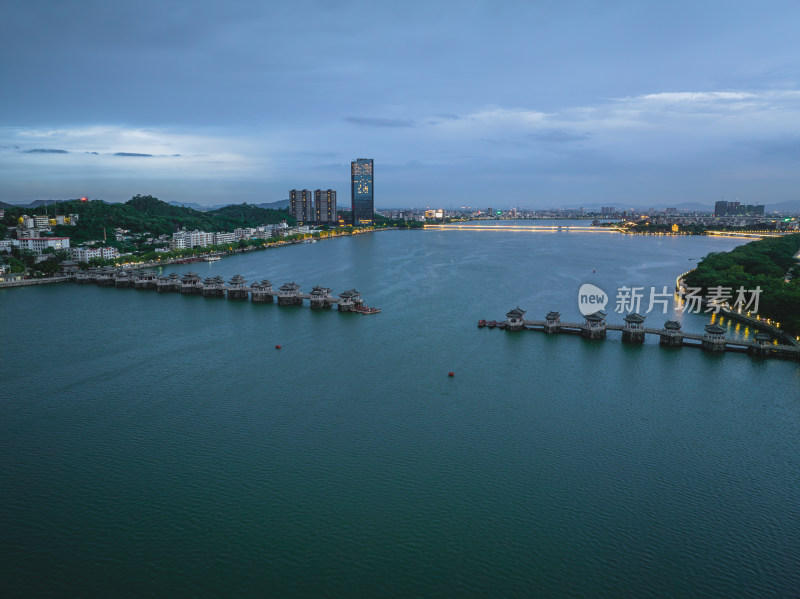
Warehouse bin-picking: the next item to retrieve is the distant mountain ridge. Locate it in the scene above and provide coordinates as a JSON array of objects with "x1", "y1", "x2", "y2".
[{"x1": 166, "y1": 199, "x2": 290, "y2": 211}]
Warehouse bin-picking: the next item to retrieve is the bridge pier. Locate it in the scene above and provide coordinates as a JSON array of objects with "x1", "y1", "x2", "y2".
[
  {"x1": 337, "y1": 289, "x2": 362, "y2": 312},
  {"x1": 226, "y1": 274, "x2": 250, "y2": 300},
  {"x1": 180, "y1": 272, "x2": 203, "y2": 295},
  {"x1": 202, "y1": 276, "x2": 226, "y2": 297},
  {"x1": 622, "y1": 313, "x2": 646, "y2": 343},
  {"x1": 660, "y1": 320, "x2": 683, "y2": 346},
  {"x1": 581, "y1": 311, "x2": 607, "y2": 339},
  {"x1": 505, "y1": 307, "x2": 526, "y2": 331},
  {"x1": 544, "y1": 311, "x2": 561, "y2": 333},
  {"x1": 277, "y1": 282, "x2": 303, "y2": 306},
  {"x1": 748, "y1": 332, "x2": 773, "y2": 356},
  {"x1": 702, "y1": 324, "x2": 727, "y2": 352},
  {"x1": 310, "y1": 286, "x2": 334, "y2": 310},
  {"x1": 250, "y1": 280, "x2": 274, "y2": 303}
]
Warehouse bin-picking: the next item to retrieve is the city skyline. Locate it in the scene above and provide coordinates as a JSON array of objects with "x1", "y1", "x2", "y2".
[{"x1": 2, "y1": 1, "x2": 800, "y2": 208}]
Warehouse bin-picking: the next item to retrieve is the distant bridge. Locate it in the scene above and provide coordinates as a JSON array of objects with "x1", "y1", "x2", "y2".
[{"x1": 424, "y1": 224, "x2": 623, "y2": 233}]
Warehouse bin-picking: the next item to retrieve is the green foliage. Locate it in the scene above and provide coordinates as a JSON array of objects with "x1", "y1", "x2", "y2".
[
  {"x1": 7, "y1": 257, "x2": 25, "y2": 273},
  {"x1": 6, "y1": 195, "x2": 294, "y2": 244},
  {"x1": 684, "y1": 234, "x2": 800, "y2": 336},
  {"x1": 11, "y1": 248, "x2": 38, "y2": 267}
]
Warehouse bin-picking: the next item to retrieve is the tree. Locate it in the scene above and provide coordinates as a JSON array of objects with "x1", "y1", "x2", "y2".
[{"x1": 7, "y1": 257, "x2": 25, "y2": 273}]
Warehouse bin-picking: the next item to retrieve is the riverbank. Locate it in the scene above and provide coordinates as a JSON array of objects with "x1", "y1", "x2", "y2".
[{"x1": 111, "y1": 227, "x2": 375, "y2": 270}]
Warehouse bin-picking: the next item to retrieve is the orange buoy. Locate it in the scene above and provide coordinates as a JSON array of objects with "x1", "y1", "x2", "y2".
[
  {"x1": 448, "y1": 371, "x2": 455, "y2": 377},
  {"x1": 275, "y1": 345, "x2": 282, "y2": 349}
]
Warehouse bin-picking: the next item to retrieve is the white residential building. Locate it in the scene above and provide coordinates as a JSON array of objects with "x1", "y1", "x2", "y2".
[
  {"x1": 213, "y1": 232, "x2": 236, "y2": 245},
  {"x1": 234, "y1": 228, "x2": 254, "y2": 240},
  {"x1": 0, "y1": 239, "x2": 18, "y2": 252},
  {"x1": 170, "y1": 229, "x2": 214, "y2": 249},
  {"x1": 189, "y1": 230, "x2": 214, "y2": 248},
  {"x1": 70, "y1": 246, "x2": 119, "y2": 262},
  {"x1": 34, "y1": 215, "x2": 51, "y2": 228},
  {"x1": 18, "y1": 237, "x2": 70, "y2": 254}
]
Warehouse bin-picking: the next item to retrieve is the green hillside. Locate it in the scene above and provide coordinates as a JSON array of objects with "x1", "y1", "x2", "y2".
[{"x1": 1, "y1": 195, "x2": 294, "y2": 243}]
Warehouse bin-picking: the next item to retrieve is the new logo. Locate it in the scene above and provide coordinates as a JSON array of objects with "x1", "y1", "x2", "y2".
[{"x1": 578, "y1": 283, "x2": 608, "y2": 316}]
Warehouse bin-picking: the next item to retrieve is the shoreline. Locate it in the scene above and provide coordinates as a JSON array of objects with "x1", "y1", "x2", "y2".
[{"x1": 1, "y1": 228, "x2": 377, "y2": 287}]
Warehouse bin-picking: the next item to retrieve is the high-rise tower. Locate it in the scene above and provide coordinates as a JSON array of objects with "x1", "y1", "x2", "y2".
[
  {"x1": 350, "y1": 158, "x2": 374, "y2": 226},
  {"x1": 290, "y1": 189, "x2": 314, "y2": 223},
  {"x1": 314, "y1": 189, "x2": 337, "y2": 224}
]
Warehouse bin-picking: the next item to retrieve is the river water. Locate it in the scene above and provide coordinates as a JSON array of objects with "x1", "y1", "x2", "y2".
[{"x1": 2, "y1": 227, "x2": 799, "y2": 597}]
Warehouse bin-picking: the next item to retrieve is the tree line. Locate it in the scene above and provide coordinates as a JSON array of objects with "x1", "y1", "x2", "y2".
[{"x1": 683, "y1": 234, "x2": 800, "y2": 336}]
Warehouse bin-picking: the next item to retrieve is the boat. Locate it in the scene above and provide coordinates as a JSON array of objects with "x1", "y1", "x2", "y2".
[
  {"x1": 353, "y1": 305, "x2": 381, "y2": 315},
  {"x1": 202, "y1": 255, "x2": 221, "y2": 262},
  {"x1": 478, "y1": 319, "x2": 486, "y2": 328}
]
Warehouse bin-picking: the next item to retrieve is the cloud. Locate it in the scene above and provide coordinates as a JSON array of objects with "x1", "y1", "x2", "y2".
[
  {"x1": 23, "y1": 148, "x2": 69, "y2": 154},
  {"x1": 527, "y1": 129, "x2": 590, "y2": 143},
  {"x1": 113, "y1": 152, "x2": 153, "y2": 157},
  {"x1": 344, "y1": 116, "x2": 414, "y2": 127},
  {"x1": 636, "y1": 91, "x2": 757, "y2": 103}
]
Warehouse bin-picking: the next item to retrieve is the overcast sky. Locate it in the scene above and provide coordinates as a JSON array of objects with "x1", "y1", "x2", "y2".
[{"x1": 2, "y1": 0, "x2": 799, "y2": 208}]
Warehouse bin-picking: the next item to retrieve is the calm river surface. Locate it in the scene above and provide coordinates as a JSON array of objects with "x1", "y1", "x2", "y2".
[{"x1": 2, "y1": 227, "x2": 799, "y2": 598}]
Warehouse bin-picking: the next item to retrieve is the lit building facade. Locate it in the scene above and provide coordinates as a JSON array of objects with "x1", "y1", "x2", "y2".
[
  {"x1": 18, "y1": 237, "x2": 70, "y2": 254},
  {"x1": 314, "y1": 189, "x2": 337, "y2": 224},
  {"x1": 350, "y1": 158, "x2": 374, "y2": 225},
  {"x1": 290, "y1": 190, "x2": 314, "y2": 223}
]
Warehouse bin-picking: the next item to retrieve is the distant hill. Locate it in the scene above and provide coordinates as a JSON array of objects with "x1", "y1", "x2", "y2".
[
  {"x1": 0, "y1": 198, "x2": 82, "y2": 209},
  {"x1": 766, "y1": 200, "x2": 800, "y2": 214},
  {"x1": 167, "y1": 200, "x2": 228, "y2": 211},
  {"x1": 256, "y1": 200, "x2": 290, "y2": 210},
  {"x1": 1, "y1": 194, "x2": 294, "y2": 244},
  {"x1": 165, "y1": 199, "x2": 291, "y2": 211}
]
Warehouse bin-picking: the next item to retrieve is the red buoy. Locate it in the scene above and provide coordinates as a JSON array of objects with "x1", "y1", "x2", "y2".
[
  {"x1": 275, "y1": 345, "x2": 282, "y2": 349},
  {"x1": 448, "y1": 371, "x2": 455, "y2": 377}
]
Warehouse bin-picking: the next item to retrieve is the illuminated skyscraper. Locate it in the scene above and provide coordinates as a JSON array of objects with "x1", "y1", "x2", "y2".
[
  {"x1": 314, "y1": 189, "x2": 337, "y2": 224},
  {"x1": 350, "y1": 158, "x2": 373, "y2": 225},
  {"x1": 290, "y1": 189, "x2": 313, "y2": 223}
]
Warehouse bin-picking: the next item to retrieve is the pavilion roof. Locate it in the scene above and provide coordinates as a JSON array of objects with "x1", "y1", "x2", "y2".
[
  {"x1": 585, "y1": 311, "x2": 607, "y2": 322},
  {"x1": 664, "y1": 320, "x2": 682, "y2": 330},
  {"x1": 546, "y1": 311, "x2": 561, "y2": 320},
  {"x1": 624, "y1": 312, "x2": 646, "y2": 323},
  {"x1": 704, "y1": 324, "x2": 726, "y2": 335},
  {"x1": 506, "y1": 307, "x2": 526, "y2": 318}
]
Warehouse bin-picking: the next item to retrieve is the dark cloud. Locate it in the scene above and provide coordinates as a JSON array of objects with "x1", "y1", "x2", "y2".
[
  {"x1": 527, "y1": 129, "x2": 590, "y2": 143},
  {"x1": 345, "y1": 117, "x2": 414, "y2": 128},
  {"x1": 23, "y1": 148, "x2": 69, "y2": 154},
  {"x1": 86, "y1": 151, "x2": 99, "y2": 155},
  {"x1": 113, "y1": 152, "x2": 153, "y2": 157}
]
